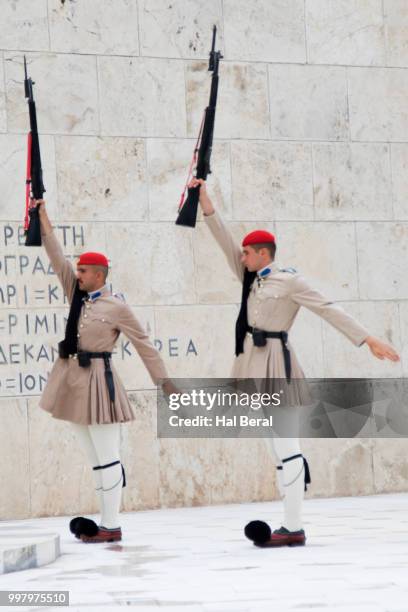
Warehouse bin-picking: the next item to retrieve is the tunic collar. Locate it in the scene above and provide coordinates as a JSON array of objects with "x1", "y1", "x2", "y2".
[
  {"x1": 87, "y1": 284, "x2": 109, "y2": 302},
  {"x1": 257, "y1": 262, "x2": 278, "y2": 278}
]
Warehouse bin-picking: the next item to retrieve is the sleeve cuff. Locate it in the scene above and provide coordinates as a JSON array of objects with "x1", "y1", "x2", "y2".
[{"x1": 203, "y1": 210, "x2": 219, "y2": 226}]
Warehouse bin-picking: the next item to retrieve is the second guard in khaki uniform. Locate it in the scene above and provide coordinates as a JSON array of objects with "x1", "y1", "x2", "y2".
[
  {"x1": 35, "y1": 200, "x2": 172, "y2": 543},
  {"x1": 191, "y1": 178, "x2": 399, "y2": 548}
]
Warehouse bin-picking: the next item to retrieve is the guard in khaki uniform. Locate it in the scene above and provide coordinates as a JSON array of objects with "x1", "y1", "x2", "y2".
[
  {"x1": 190, "y1": 178, "x2": 399, "y2": 548},
  {"x1": 35, "y1": 200, "x2": 171, "y2": 543}
]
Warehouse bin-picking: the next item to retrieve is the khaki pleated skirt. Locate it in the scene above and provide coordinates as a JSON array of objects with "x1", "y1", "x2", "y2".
[
  {"x1": 39, "y1": 357, "x2": 136, "y2": 425},
  {"x1": 231, "y1": 334, "x2": 312, "y2": 408}
]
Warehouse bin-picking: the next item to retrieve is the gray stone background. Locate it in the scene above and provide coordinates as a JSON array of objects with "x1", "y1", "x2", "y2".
[{"x1": 0, "y1": 0, "x2": 407, "y2": 519}]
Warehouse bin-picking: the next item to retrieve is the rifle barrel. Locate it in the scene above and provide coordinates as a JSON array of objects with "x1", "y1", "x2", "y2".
[{"x1": 211, "y1": 25, "x2": 216, "y2": 51}]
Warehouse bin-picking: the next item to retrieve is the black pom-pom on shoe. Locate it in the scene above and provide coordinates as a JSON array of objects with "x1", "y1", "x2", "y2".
[
  {"x1": 244, "y1": 520, "x2": 272, "y2": 545},
  {"x1": 69, "y1": 516, "x2": 85, "y2": 537},
  {"x1": 70, "y1": 517, "x2": 99, "y2": 538},
  {"x1": 76, "y1": 517, "x2": 99, "y2": 537}
]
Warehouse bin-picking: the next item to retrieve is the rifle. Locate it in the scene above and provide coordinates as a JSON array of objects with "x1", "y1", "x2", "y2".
[
  {"x1": 176, "y1": 25, "x2": 223, "y2": 228},
  {"x1": 23, "y1": 56, "x2": 45, "y2": 246}
]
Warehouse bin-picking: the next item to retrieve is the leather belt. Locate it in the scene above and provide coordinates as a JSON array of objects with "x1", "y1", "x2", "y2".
[
  {"x1": 248, "y1": 327, "x2": 291, "y2": 383},
  {"x1": 59, "y1": 345, "x2": 115, "y2": 402}
]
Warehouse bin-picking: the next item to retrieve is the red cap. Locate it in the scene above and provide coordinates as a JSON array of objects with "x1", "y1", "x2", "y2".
[
  {"x1": 242, "y1": 230, "x2": 275, "y2": 247},
  {"x1": 77, "y1": 252, "x2": 109, "y2": 267}
]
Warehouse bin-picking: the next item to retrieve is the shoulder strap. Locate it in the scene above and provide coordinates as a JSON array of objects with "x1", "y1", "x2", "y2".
[
  {"x1": 59, "y1": 282, "x2": 88, "y2": 356},
  {"x1": 235, "y1": 269, "x2": 256, "y2": 356}
]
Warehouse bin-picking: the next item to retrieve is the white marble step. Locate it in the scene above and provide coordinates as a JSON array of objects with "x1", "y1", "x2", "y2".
[{"x1": 0, "y1": 528, "x2": 60, "y2": 574}]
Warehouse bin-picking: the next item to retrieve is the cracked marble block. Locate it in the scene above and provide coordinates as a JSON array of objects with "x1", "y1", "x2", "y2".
[
  {"x1": 313, "y1": 143, "x2": 392, "y2": 221},
  {"x1": 356, "y1": 223, "x2": 408, "y2": 300},
  {"x1": 108, "y1": 222, "x2": 195, "y2": 306},
  {"x1": 269, "y1": 64, "x2": 348, "y2": 141},
  {"x1": 391, "y1": 144, "x2": 408, "y2": 220},
  {"x1": 207, "y1": 439, "x2": 277, "y2": 504},
  {"x1": 0, "y1": 398, "x2": 30, "y2": 519},
  {"x1": 0, "y1": 134, "x2": 57, "y2": 222},
  {"x1": 146, "y1": 139, "x2": 231, "y2": 222},
  {"x1": 49, "y1": 0, "x2": 139, "y2": 55},
  {"x1": 223, "y1": 0, "x2": 305, "y2": 63},
  {"x1": 373, "y1": 439, "x2": 408, "y2": 493},
  {"x1": 186, "y1": 61, "x2": 269, "y2": 139},
  {"x1": 121, "y1": 391, "x2": 160, "y2": 511},
  {"x1": 305, "y1": 0, "x2": 385, "y2": 66},
  {"x1": 154, "y1": 304, "x2": 236, "y2": 378},
  {"x1": 231, "y1": 141, "x2": 313, "y2": 221},
  {"x1": 384, "y1": 0, "x2": 408, "y2": 67},
  {"x1": 139, "y1": 0, "x2": 223, "y2": 59},
  {"x1": 56, "y1": 136, "x2": 147, "y2": 222},
  {"x1": 98, "y1": 56, "x2": 186, "y2": 138},
  {"x1": 0, "y1": 59, "x2": 6, "y2": 133},
  {"x1": 275, "y1": 221, "x2": 359, "y2": 301},
  {"x1": 5, "y1": 53, "x2": 98, "y2": 136},
  {"x1": 28, "y1": 400, "x2": 98, "y2": 517},
  {"x1": 0, "y1": 0, "x2": 49, "y2": 51},
  {"x1": 348, "y1": 67, "x2": 408, "y2": 142},
  {"x1": 302, "y1": 439, "x2": 375, "y2": 497},
  {"x1": 322, "y1": 301, "x2": 402, "y2": 379},
  {"x1": 158, "y1": 438, "x2": 213, "y2": 507}
]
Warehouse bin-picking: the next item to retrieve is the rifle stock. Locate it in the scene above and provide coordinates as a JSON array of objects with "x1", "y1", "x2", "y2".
[
  {"x1": 175, "y1": 186, "x2": 200, "y2": 228},
  {"x1": 25, "y1": 207, "x2": 42, "y2": 246}
]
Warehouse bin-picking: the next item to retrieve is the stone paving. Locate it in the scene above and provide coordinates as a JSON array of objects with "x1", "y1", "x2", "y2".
[{"x1": 1, "y1": 493, "x2": 408, "y2": 611}]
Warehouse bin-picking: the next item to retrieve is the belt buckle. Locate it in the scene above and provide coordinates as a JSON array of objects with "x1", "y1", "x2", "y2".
[{"x1": 70, "y1": 354, "x2": 77, "y2": 360}]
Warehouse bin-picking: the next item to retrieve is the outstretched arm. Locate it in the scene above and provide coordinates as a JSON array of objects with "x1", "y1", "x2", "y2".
[
  {"x1": 290, "y1": 274, "x2": 399, "y2": 362},
  {"x1": 34, "y1": 199, "x2": 77, "y2": 303},
  {"x1": 116, "y1": 303, "x2": 170, "y2": 386},
  {"x1": 191, "y1": 178, "x2": 244, "y2": 282}
]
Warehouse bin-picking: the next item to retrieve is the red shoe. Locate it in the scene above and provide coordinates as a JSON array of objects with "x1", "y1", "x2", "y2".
[
  {"x1": 255, "y1": 526, "x2": 306, "y2": 547},
  {"x1": 80, "y1": 526, "x2": 122, "y2": 543}
]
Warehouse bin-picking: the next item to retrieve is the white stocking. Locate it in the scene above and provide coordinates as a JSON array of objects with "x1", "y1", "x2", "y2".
[
  {"x1": 270, "y1": 437, "x2": 305, "y2": 532},
  {"x1": 264, "y1": 437, "x2": 284, "y2": 498},
  {"x1": 71, "y1": 423, "x2": 103, "y2": 517},
  {"x1": 89, "y1": 423, "x2": 123, "y2": 530}
]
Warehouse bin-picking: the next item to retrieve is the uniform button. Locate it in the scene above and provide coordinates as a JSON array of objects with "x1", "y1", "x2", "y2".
[
  {"x1": 86, "y1": 305, "x2": 90, "y2": 310},
  {"x1": 80, "y1": 324, "x2": 84, "y2": 328},
  {"x1": 254, "y1": 310, "x2": 258, "y2": 314},
  {"x1": 102, "y1": 318, "x2": 105, "y2": 322},
  {"x1": 77, "y1": 333, "x2": 80, "y2": 338},
  {"x1": 84, "y1": 314, "x2": 87, "y2": 318}
]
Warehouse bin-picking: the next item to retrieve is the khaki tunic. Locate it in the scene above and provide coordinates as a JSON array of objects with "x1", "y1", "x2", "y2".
[
  {"x1": 205, "y1": 211, "x2": 369, "y2": 403},
  {"x1": 39, "y1": 230, "x2": 168, "y2": 425}
]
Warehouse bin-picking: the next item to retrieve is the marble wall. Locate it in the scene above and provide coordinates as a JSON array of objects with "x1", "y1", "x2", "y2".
[{"x1": 0, "y1": 0, "x2": 407, "y2": 520}]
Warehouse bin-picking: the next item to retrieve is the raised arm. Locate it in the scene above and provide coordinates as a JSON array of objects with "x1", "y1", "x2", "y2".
[
  {"x1": 191, "y1": 178, "x2": 244, "y2": 282},
  {"x1": 290, "y1": 274, "x2": 399, "y2": 361},
  {"x1": 35, "y1": 200, "x2": 77, "y2": 303}
]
